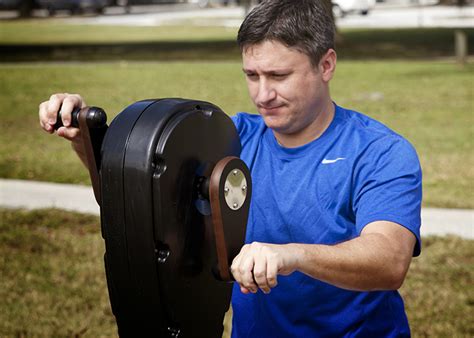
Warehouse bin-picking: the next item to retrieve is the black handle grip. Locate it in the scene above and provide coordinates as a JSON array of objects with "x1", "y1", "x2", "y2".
[{"x1": 54, "y1": 106, "x2": 107, "y2": 130}]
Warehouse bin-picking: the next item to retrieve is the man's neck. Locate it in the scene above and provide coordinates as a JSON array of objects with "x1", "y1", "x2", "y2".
[{"x1": 274, "y1": 100, "x2": 335, "y2": 148}]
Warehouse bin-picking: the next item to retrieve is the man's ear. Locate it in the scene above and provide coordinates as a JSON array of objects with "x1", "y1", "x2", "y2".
[{"x1": 319, "y1": 49, "x2": 337, "y2": 82}]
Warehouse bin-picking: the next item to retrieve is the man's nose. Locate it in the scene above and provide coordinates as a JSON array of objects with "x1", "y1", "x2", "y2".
[{"x1": 256, "y1": 79, "x2": 277, "y2": 105}]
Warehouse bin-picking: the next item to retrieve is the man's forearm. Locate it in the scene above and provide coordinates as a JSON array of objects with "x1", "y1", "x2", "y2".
[
  {"x1": 288, "y1": 231, "x2": 412, "y2": 291},
  {"x1": 71, "y1": 139, "x2": 89, "y2": 169}
]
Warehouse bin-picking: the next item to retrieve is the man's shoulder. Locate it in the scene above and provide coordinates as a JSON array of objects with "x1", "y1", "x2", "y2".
[
  {"x1": 336, "y1": 105, "x2": 416, "y2": 154},
  {"x1": 338, "y1": 105, "x2": 396, "y2": 138}
]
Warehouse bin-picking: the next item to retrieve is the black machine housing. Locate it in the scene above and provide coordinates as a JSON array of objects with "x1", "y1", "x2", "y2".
[{"x1": 67, "y1": 98, "x2": 250, "y2": 337}]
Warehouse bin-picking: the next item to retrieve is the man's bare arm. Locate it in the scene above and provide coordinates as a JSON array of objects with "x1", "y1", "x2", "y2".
[{"x1": 231, "y1": 221, "x2": 416, "y2": 294}]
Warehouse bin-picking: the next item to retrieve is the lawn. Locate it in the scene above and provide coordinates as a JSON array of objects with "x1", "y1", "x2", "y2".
[
  {"x1": 0, "y1": 18, "x2": 472, "y2": 338},
  {"x1": 1, "y1": 60, "x2": 473, "y2": 208},
  {"x1": 0, "y1": 23, "x2": 473, "y2": 61},
  {"x1": 0, "y1": 208, "x2": 472, "y2": 337},
  {"x1": 1, "y1": 23, "x2": 473, "y2": 209},
  {"x1": 0, "y1": 21, "x2": 240, "y2": 44}
]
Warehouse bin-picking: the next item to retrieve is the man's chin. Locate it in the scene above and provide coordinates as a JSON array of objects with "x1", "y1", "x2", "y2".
[{"x1": 261, "y1": 117, "x2": 291, "y2": 134}]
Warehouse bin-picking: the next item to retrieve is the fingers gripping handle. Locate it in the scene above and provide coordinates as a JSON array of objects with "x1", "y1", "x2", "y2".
[
  {"x1": 209, "y1": 157, "x2": 251, "y2": 282},
  {"x1": 54, "y1": 106, "x2": 107, "y2": 130},
  {"x1": 54, "y1": 107, "x2": 80, "y2": 130},
  {"x1": 54, "y1": 106, "x2": 108, "y2": 205}
]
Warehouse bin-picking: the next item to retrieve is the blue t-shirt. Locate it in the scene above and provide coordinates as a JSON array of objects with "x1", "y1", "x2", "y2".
[{"x1": 230, "y1": 104, "x2": 422, "y2": 337}]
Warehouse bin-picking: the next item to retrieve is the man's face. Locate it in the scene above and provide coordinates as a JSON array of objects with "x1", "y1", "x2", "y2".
[{"x1": 242, "y1": 40, "x2": 332, "y2": 138}]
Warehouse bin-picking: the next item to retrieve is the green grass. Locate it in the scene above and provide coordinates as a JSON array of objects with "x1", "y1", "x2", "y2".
[
  {"x1": 0, "y1": 208, "x2": 116, "y2": 336},
  {"x1": 1, "y1": 60, "x2": 473, "y2": 208},
  {"x1": 0, "y1": 21, "x2": 239, "y2": 44},
  {"x1": 0, "y1": 208, "x2": 472, "y2": 337},
  {"x1": 0, "y1": 24, "x2": 473, "y2": 61},
  {"x1": 0, "y1": 23, "x2": 241, "y2": 62},
  {"x1": 399, "y1": 236, "x2": 474, "y2": 336}
]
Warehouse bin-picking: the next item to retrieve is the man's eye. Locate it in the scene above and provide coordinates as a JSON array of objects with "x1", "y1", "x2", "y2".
[
  {"x1": 273, "y1": 74, "x2": 288, "y2": 79},
  {"x1": 246, "y1": 73, "x2": 258, "y2": 79}
]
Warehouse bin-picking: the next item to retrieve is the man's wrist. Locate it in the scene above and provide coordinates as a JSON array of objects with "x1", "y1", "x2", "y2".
[{"x1": 282, "y1": 243, "x2": 308, "y2": 274}]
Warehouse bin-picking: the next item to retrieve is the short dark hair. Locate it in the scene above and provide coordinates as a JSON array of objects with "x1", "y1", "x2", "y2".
[{"x1": 237, "y1": 0, "x2": 335, "y2": 66}]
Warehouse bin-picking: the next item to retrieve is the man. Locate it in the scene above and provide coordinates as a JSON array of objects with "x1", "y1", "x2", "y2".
[{"x1": 39, "y1": 0, "x2": 422, "y2": 336}]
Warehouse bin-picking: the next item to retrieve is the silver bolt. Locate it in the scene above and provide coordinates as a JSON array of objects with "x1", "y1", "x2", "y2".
[
  {"x1": 224, "y1": 187, "x2": 229, "y2": 193},
  {"x1": 233, "y1": 203, "x2": 238, "y2": 209},
  {"x1": 232, "y1": 170, "x2": 238, "y2": 175},
  {"x1": 157, "y1": 249, "x2": 170, "y2": 263},
  {"x1": 242, "y1": 185, "x2": 247, "y2": 192}
]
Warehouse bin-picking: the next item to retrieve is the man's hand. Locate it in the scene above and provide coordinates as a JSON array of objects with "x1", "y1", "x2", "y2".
[
  {"x1": 230, "y1": 242, "x2": 299, "y2": 294},
  {"x1": 39, "y1": 93, "x2": 88, "y2": 166},
  {"x1": 39, "y1": 93, "x2": 86, "y2": 139}
]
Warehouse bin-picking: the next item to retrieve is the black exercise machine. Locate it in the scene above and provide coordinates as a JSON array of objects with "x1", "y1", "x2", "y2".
[{"x1": 55, "y1": 98, "x2": 251, "y2": 337}]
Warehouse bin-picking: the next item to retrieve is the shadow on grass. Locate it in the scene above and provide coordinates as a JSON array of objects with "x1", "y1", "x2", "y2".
[
  {"x1": 337, "y1": 28, "x2": 474, "y2": 59},
  {"x1": 1, "y1": 40, "x2": 241, "y2": 62},
  {"x1": 1, "y1": 28, "x2": 473, "y2": 62}
]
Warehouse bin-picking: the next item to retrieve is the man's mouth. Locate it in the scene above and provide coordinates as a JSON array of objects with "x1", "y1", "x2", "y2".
[{"x1": 259, "y1": 105, "x2": 284, "y2": 114}]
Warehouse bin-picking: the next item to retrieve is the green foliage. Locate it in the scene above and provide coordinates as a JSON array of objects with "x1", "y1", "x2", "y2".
[
  {"x1": 0, "y1": 209, "x2": 472, "y2": 336},
  {"x1": 1, "y1": 61, "x2": 472, "y2": 208}
]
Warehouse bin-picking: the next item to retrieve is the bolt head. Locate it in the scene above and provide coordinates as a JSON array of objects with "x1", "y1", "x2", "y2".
[{"x1": 157, "y1": 249, "x2": 170, "y2": 263}]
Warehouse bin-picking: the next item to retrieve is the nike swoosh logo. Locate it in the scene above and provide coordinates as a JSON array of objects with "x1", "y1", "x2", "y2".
[{"x1": 321, "y1": 158, "x2": 346, "y2": 164}]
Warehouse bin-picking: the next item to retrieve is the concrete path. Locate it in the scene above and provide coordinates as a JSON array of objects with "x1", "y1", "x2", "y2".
[
  {"x1": 1, "y1": 179, "x2": 100, "y2": 215},
  {"x1": 1, "y1": 178, "x2": 472, "y2": 239}
]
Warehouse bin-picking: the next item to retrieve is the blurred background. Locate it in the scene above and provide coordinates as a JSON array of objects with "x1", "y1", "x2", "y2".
[{"x1": 0, "y1": 0, "x2": 473, "y2": 337}]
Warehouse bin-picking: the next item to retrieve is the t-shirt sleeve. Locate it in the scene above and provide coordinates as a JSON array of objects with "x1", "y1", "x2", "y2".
[
  {"x1": 231, "y1": 112, "x2": 263, "y2": 147},
  {"x1": 231, "y1": 113, "x2": 247, "y2": 141},
  {"x1": 352, "y1": 136, "x2": 422, "y2": 256},
  {"x1": 231, "y1": 114, "x2": 240, "y2": 128}
]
